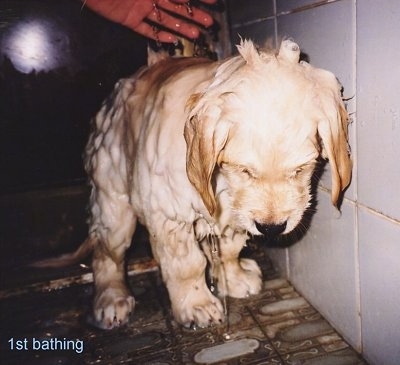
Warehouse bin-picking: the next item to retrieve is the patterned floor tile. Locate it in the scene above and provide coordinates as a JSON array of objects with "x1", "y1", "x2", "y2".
[{"x1": 0, "y1": 248, "x2": 368, "y2": 365}]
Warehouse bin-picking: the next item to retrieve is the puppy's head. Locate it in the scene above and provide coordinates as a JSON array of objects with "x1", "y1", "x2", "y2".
[{"x1": 184, "y1": 40, "x2": 352, "y2": 236}]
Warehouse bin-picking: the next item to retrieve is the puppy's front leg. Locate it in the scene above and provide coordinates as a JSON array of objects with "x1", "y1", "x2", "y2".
[
  {"x1": 218, "y1": 229, "x2": 262, "y2": 298},
  {"x1": 150, "y1": 221, "x2": 224, "y2": 328}
]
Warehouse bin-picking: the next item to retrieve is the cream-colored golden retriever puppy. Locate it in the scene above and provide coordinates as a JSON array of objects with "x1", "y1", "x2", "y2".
[{"x1": 44, "y1": 39, "x2": 352, "y2": 329}]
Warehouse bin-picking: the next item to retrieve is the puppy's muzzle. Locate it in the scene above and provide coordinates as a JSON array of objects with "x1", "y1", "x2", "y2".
[{"x1": 255, "y1": 221, "x2": 287, "y2": 236}]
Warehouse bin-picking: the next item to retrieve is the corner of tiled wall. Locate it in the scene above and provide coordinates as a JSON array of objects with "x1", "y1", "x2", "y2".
[{"x1": 227, "y1": 0, "x2": 276, "y2": 51}]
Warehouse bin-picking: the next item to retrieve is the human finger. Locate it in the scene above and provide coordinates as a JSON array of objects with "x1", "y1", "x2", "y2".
[
  {"x1": 156, "y1": 0, "x2": 215, "y2": 27},
  {"x1": 146, "y1": 7, "x2": 204, "y2": 39},
  {"x1": 133, "y1": 21, "x2": 179, "y2": 43},
  {"x1": 82, "y1": 0, "x2": 154, "y2": 29},
  {"x1": 171, "y1": 0, "x2": 217, "y2": 5}
]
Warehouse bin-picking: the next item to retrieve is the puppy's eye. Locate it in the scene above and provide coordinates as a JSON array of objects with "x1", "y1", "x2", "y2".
[
  {"x1": 221, "y1": 163, "x2": 256, "y2": 178},
  {"x1": 239, "y1": 166, "x2": 258, "y2": 179},
  {"x1": 289, "y1": 167, "x2": 303, "y2": 178},
  {"x1": 220, "y1": 162, "x2": 229, "y2": 170},
  {"x1": 241, "y1": 167, "x2": 253, "y2": 177}
]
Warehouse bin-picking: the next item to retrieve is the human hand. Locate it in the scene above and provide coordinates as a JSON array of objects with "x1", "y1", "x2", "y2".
[{"x1": 82, "y1": 0, "x2": 217, "y2": 43}]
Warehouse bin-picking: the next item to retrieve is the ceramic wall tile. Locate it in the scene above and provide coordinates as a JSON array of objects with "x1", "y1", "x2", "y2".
[
  {"x1": 356, "y1": 0, "x2": 400, "y2": 220},
  {"x1": 358, "y1": 207, "x2": 400, "y2": 365},
  {"x1": 276, "y1": 0, "x2": 322, "y2": 14},
  {"x1": 288, "y1": 191, "x2": 361, "y2": 350},
  {"x1": 228, "y1": 0, "x2": 274, "y2": 25}
]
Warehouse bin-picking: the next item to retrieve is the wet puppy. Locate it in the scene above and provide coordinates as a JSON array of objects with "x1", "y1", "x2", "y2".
[{"x1": 39, "y1": 39, "x2": 352, "y2": 329}]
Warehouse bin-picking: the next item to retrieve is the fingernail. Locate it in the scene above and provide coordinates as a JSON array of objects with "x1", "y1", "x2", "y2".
[
  {"x1": 164, "y1": 34, "x2": 178, "y2": 43},
  {"x1": 202, "y1": 15, "x2": 213, "y2": 26}
]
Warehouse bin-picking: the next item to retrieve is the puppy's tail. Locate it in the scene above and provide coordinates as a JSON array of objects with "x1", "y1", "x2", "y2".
[{"x1": 30, "y1": 236, "x2": 96, "y2": 268}]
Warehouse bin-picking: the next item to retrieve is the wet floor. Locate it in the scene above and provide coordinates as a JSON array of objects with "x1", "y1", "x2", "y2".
[{"x1": 0, "y1": 244, "x2": 368, "y2": 365}]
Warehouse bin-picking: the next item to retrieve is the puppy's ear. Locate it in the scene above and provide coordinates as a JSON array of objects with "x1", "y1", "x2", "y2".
[
  {"x1": 317, "y1": 89, "x2": 352, "y2": 208},
  {"x1": 184, "y1": 94, "x2": 230, "y2": 216}
]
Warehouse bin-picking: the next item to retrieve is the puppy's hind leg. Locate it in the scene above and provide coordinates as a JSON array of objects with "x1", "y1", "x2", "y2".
[
  {"x1": 85, "y1": 78, "x2": 138, "y2": 329},
  {"x1": 89, "y1": 188, "x2": 137, "y2": 329}
]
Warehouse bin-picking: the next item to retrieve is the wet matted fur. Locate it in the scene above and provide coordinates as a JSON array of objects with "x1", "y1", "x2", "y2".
[{"x1": 36, "y1": 40, "x2": 352, "y2": 329}]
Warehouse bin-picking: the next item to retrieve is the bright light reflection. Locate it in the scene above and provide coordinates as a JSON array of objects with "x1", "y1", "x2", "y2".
[{"x1": 5, "y1": 20, "x2": 57, "y2": 73}]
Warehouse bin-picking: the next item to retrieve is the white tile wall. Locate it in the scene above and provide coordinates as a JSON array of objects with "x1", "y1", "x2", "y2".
[
  {"x1": 276, "y1": 0, "x2": 322, "y2": 13},
  {"x1": 357, "y1": 1, "x2": 400, "y2": 221},
  {"x1": 359, "y1": 207, "x2": 400, "y2": 364},
  {"x1": 288, "y1": 191, "x2": 360, "y2": 349},
  {"x1": 228, "y1": 0, "x2": 400, "y2": 363}
]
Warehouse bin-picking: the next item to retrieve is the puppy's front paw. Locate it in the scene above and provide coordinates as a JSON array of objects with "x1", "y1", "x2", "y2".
[
  {"x1": 223, "y1": 258, "x2": 262, "y2": 298},
  {"x1": 172, "y1": 285, "x2": 225, "y2": 328},
  {"x1": 93, "y1": 287, "x2": 135, "y2": 329}
]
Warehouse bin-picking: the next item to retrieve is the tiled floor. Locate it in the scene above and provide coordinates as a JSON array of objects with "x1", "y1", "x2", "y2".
[{"x1": 0, "y1": 245, "x2": 368, "y2": 365}]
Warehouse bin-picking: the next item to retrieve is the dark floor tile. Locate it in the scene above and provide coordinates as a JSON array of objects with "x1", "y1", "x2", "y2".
[{"x1": 0, "y1": 248, "x2": 368, "y2": 365}]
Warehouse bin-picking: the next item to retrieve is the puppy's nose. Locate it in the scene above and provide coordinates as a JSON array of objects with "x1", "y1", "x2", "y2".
[{"x1": 255, "y1": 221, "x2": 287, "y2": 236}]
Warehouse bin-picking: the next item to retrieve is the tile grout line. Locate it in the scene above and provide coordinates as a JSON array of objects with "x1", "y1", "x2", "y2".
[
  {"x1": 318, "y1": 185, "x2": 400, "y2": 225},
  {"x1": 230, "y1": 0, "x2": 346, "y2": 29},
  {"x1": 245, "y1": 305, "x2": 286, "y2": 363},
  {"x1": 352, "y1": 0, "x2": 363, "y2": 353}
]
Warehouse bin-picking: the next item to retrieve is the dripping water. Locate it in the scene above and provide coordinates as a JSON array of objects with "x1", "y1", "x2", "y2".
[{"x1": 206, "y1": 229, "x2": 231, "y2": 340}]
